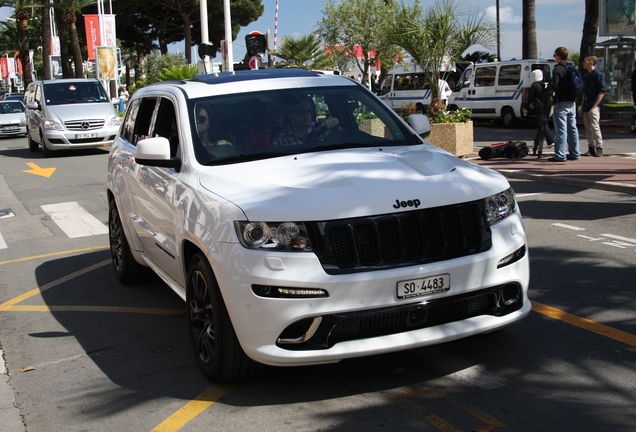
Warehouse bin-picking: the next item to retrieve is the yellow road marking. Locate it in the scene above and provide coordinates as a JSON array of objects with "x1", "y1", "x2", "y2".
[
  {"x1": 396, "y1": 385, "x2": 505, "y2": 430},
  {"x1": 151, "y1": 384, "x2": 234, "y2": 432},
  {"x1": 0, "y1": 245, "x2": 109, "y2": 266},
  {"x1": 5, "y1": 305, "x2": 182, "y2": 315},
  {"x1": 532, "y1": 301, "x2": 636, "y2": 347}
]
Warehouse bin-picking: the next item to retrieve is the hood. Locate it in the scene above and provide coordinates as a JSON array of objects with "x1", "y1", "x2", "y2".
[
  {"x1": 199, "y1": 145, "x2": 509, "y2": 221},
  {"x1": 530, "y1": 69, "x2": 543, "y2": 84},
  {"x1": 45, "y1": 102, "x2": 116, "y2": 122}
]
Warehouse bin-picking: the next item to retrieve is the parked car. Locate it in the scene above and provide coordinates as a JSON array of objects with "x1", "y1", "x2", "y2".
[
  {"x1": 0, "y1": 100, "x2": 27, "y2": 137},
  {"x1": 3, "y1": 93, "x2": 25, "y2": 103},
  {"x1": 107, "y1": 68, "x2": 530, "y2": 382},
  {"x1": 24, "y1": 78, "x2": 121, "y2": 157}
]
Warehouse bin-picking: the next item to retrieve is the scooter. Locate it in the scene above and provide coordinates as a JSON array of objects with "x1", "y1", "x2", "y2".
[{"x1": 630, "y1": 105, "x2": 636, "y2": 134}]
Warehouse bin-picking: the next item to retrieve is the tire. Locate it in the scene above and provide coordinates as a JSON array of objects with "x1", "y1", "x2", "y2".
[
  {"x1": 186, "y1": 253, "x2": 260, "y2": 382},
  {"x1": 27, "y1": 131, "x2": 38, "y2": 152},
  {"x1": 501, "y1": 107, "x2": 516, "y2": 127},
  {"x1": 630, "y1": 119, "x2": 636, "y2": 134},
  {"x1": 41, "y1": 131, "x2": 54, "y2": 158},
  {"x1": 108, "y1": 196, "x2": 146, "y2": 284}
]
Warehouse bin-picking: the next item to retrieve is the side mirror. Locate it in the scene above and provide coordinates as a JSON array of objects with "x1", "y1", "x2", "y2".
[{"x1": 135, "y1": 137, "x2": 181, "y2": 172}]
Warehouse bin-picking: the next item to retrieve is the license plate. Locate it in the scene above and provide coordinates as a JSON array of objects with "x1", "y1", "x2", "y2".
[
  {"x1": 397, "y1": 273, "x2": 450, "y2": 299},
  {"x1": 75, "y1": 132, "x2": 98, "y2": 139},
  {"x1": 1, "y1": 126, "x2": 19, "y2": 131}
]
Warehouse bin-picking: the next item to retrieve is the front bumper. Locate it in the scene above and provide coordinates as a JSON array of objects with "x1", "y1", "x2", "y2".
[
  {"x1": 211, "y1": 212, "x2": 530, "y2": 367},
  {"x1": 43, "y1": 126, "x2": 119, "y2": 149}
]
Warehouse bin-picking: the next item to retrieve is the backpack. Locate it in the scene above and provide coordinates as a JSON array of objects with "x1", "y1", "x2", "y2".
[{"x1": 561, "y1": 64, "x2": 584, "y2": 98}]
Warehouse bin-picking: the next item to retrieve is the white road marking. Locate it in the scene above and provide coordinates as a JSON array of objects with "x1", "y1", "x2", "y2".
[
  {"x1": 41, "y1": 202, "x2": 108, "y2": 238},
  {"x1": 0, "y1": 232, "x2": 6, "y2": 249},
  {"x1": 602, "y1": 234, "x2": 636, "y2": 246},
  {"x1": 552, "y1": 223, "x2": 586, "y2": 231}
]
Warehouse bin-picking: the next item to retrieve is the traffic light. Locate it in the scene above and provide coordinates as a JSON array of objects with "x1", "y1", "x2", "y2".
[
  {"x1": 198, "y1": 43, "x2": 217, "y2": 60},
  {"x1": 245, "y1": 31, "x2": 267, "y2": 58}
]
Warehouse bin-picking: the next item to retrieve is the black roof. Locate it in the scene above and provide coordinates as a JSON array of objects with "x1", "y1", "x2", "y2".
[{"x1": 192, "y1": 68, "x2": 324, "y2": 85}]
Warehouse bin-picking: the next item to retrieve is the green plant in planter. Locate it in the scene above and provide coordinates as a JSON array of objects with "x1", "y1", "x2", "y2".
[{"x1": 429, "y1": 107, "x2": 472, "y2": 124}]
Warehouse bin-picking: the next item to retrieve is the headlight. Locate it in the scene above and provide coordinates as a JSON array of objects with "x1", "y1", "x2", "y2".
[
  {"x1": 485, "y1": 187, "x2": 517, "y2": 225},
  {"x1": 108, "y1": 116, "x2": 122, "y2": 127},
  {"x1": 43, "y1": 119, "x2": 64, "y2": 131},
  {"x1": 235, "y1": 221, "x2": 312, "y2": 251}
]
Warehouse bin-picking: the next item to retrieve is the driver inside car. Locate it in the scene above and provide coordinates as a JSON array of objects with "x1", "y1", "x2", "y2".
[{"x1": 271, "y1": 95, "x2": 339, "y2": 146}]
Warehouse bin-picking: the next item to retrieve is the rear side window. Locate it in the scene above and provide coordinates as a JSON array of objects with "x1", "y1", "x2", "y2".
[
  {"x1": 474, "y1": 66, "x2": 496, "y2": 87},
  {"x1": 498, "y1": 65, "x2": 521, "y2": 86},
  {"x1": 132, "y1": 97, "x2": 158, "y2": 145}
]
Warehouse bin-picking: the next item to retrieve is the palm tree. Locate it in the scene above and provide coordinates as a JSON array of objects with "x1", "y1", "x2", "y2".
[
  {"x1": 41, "y1": 0, "x2": 52, "y2": 79},
  {"x1": 54, "y1": 0, "x2": 95, "y2": 78},
  {"x1": 522, "y1": 0, "x2": 537, "y2": 59},
  {"x1": 579, "y1": 0, "x2": 599, "y2": 69},
  {"x1": 274, "y1": 34, "x2": 333, "y2": 70},
  {"x1": 14, "y1": 0, "x2": 40, "y2": 87},
  {"x1": 386, "y1": 0, "x2": 496, "y2": 117}
]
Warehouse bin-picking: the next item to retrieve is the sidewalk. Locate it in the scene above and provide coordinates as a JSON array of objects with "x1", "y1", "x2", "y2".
[
  {"x1": 470, "y1": 152, "x2": 636, "y2": 195},
  {"x1": 468, "y1": 114, "x2": 636, "y2": 195}
]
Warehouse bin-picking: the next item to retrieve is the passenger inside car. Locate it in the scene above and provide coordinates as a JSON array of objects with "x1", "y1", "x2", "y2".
[{"x1": 196, "y1": 105, "x2": 236, "y2": 157}]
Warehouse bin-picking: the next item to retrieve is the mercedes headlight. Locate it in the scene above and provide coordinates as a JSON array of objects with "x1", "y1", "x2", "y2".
[
  {"x1": 235, "y1": 221, "x2": 312, "y2": 251},
  {"x1": 485, "y1": 188, "x2": 517, "y2": 225}
]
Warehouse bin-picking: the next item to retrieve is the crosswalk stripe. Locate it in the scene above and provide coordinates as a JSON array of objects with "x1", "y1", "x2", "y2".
[
  {"x1": 41, "y1": 202, "x2": 108, "y2": 238},
  {"x1": 0, "y1": 232, "x2": 7, "y2": 249}
]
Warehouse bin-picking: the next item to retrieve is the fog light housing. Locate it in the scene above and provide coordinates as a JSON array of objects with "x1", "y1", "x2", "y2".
[
  {"x1": 252, "y1": 285, "x2": 328, "y2": 298},
  {"x1": 497, "y1": 245, "x2": 526, "y2": 268}
]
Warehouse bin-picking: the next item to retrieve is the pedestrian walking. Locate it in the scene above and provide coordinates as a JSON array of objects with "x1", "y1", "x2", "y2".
[
  {"x1": 525, "y1": 69, "x2": 554, "y2": 157},
  {"x1": 549, "y1": 47, "x2": 580, "y2": 163},
  {"x1": 579, "y1": 56, "x2": 605, "y2": 157}
]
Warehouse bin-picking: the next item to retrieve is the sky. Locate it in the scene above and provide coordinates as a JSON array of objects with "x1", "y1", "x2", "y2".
[
  {"x1": 0, "y1": 1, "x2": 599, "y2": 67},
  {"x1": 222, "y1": 0, "x2": 591, "y2": 65}
]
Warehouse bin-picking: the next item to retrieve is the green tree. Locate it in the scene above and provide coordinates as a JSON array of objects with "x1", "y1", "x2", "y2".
[
  {"x1": 317, "y1": 0, "x2": 401, "y2": 84},
  {"x1": 139, "y1": 51, "x2": 188, "y2": 87},
  {"x1": 274, "y1": 34, "x2": 332, "y2": 70},
  {"x1": 160, "y1": 64, "x2": 198, "y2": 80},
  {"x1": 386, "y1": 0, "x2": 496, "y2": 117}
]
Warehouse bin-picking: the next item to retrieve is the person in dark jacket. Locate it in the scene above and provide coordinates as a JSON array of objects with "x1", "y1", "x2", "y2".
[
  {"x1": 549, "y1": 46, "x2": 580, "y2": 163},
  {"x1": 579, "y1": 56, "x2": 606, "y2": 157},
  {"x1": 526, "y1": 69, "x2": 554, "y2": 157}
]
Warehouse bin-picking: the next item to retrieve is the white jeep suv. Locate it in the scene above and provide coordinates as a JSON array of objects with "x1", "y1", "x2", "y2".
[{"x1": 106, "y1": 69, "x2": 530, "y2": 382}]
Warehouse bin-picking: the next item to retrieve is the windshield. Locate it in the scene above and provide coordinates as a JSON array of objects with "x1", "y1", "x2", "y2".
[
  {"x1": 43, "y1": 81, "x2": 110, "y2": 106},
  {"x1": 189, "y1": 85, "x2": 419, "y2": 165},
  {"x1": 0, "y1": 101, "x2": 25, "y2": 114}
]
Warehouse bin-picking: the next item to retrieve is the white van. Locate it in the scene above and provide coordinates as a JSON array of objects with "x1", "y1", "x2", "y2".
[
  {"x1": 378, "y1": 64, "x2": 467, "y2": 113},
  {"x1": 447, "y1": 59, "x2": 555, "y2": 126},
  {"x1": 377, "y1": 68, "x2": 432, "y2": 113},
  {"x1": 24, "y1": 78, "x2": 122, "y2": 157}
]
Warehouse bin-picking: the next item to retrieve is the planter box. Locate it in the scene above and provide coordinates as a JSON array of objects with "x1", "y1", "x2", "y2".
[
  {"x1": 357, "y1": 118, "x2": 391, "y2": 138},
  {"x1": 426, "y1": 121, "x2": 474, "y2": 157}
]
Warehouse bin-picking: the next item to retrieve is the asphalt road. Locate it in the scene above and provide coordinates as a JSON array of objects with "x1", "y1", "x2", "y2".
[{"x1": 1, "y1": 130, "x2": 636, "y2": 432}]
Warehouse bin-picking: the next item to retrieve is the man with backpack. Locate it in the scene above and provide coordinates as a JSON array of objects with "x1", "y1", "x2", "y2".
[
  {"x1": 548, "y1": 47, "x2": 580, "y2": 163},
  {"x1": 579, "y1": 56, "x2": 606, "y2": 157}
]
